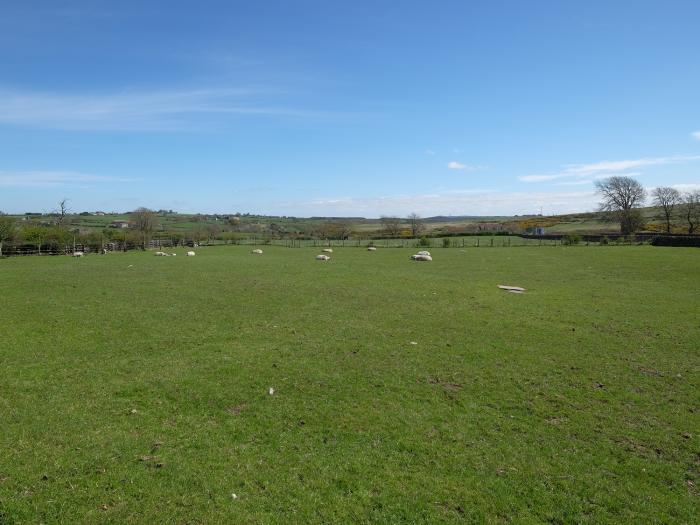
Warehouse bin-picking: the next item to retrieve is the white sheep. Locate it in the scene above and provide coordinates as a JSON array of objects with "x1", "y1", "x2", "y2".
[
  {"x1": 155, "y1": 251, "x2": 167, "y2": 256},
  {"x1": 322, "y1": 248, "x2": 333, "y2": 253},
  {"x1": 367, "y1": 246, "x2": 377, "y2": 251},
  {"x1": 416, "y1": 250, "x2": 431, "y2": 256},
  {"x1": 411, "y1": 254, "x2": 432, "y2": 261},
  {"x1": 315, "y1": 254, "x2": 330, "y2": 261},
  {"x1": 187, "y1": 251, "x2": 196, "y2": 256},
  {"x1": 251, "y1": 249, "x2": 263, "y2": 254},
  {"x1": 72, "y1": 251, "x2": 84, "y2": 257}
]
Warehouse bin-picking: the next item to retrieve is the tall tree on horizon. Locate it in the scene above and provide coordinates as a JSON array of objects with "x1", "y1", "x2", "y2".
[
  {"x1": 680, "y1": 191, "x2": 700, "y2": 234},
  {"x1": 595, "y1": 176, "x2": 647, "y2": 235},
  {"x1": 407, "y1": 212, "x2": 424, "y2": 238},
  {"x1": 131, "y1": 207, "x2": 158, "y2": 250},
  {"x1": 651, "y1": 186, "x2": 681, "y2": 233}
]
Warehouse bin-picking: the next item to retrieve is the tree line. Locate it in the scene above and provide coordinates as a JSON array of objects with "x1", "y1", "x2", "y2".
[{"x1": 595, "y1": 176, "x2": 699, "y2": 235}]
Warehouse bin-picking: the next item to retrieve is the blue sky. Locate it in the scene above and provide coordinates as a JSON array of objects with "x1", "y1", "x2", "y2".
[{"x1": 1, "y1": 0, "x2": 699, "y2": 217}]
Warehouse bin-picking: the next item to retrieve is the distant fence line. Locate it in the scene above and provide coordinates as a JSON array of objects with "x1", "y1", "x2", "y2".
[{"x1": 3, "y1": 233, "x2": 698, "y2": 257}]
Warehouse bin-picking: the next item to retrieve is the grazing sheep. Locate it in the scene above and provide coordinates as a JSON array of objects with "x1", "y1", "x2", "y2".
[
  {"x1": 72, "y1": 251, "x2": 84, "y2": 257},
  {"x1": 187, "y1": 251, "x2": 196, "y2": 256},
  {"x1": 171, "y1": 253, "x2": 177, "y2": 256},
  {"x1": 411, "y1": 254, "x2": 432, "y2": 261},
  {"x1": 315, "y1": 254, "x2": 331, "y2": 261},
  {"x1": 322, "y1": 248, "x2": 333, "y2": 253},
  {"x1": 367, "y1": 246, "x2": 377, "y2": 251},
  {"x1": 417, "y1": 250, "x2": 431, "y2": 256},
  {"x1": 155, "y1": 251, "x2": 167, "y2": 256},
  {"x1": 251, "y1": 249, "x2": 263, "y2": 254}
]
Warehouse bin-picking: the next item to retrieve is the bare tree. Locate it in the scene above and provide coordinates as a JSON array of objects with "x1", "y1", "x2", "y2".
[
  {"x1": 56, "y1": 198, "x2": 70, "y2": 227},
  {"x1": 681, "y1": 191, "x2": 700, "y2": 234},
  {"x1": 0, "y1": 213, "x2": 16, "y2": 256},
  {"x1": 407, "y1": 212, "x2": 424, "y2": 237},
  {"x1": 651, "y1": 187, "x2": 681, "y2": 233},
  {"x1": 595, "y1": 176, "x2": 647, "y2": 235},
  {"x1": 334, "y1": 220, "x2": 353, "y2": 240},
  {"x1": 131, "y1": 208, "x2": 157, "y2": 249},
  {"x1": 380, "y1": 216, "x2": 401, "y2": 237}
]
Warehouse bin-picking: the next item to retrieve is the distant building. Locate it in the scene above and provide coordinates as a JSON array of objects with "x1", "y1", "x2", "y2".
[
  {"x1": 110, "y1": 220, "x2": 130, "y2": 229},
  {"x1": 94, "y1": 211, "x2": 107, "y2": 216}
]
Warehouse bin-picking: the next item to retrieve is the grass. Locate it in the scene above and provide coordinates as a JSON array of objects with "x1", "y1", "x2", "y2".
[{"x1": 1, "y1": 246, "x2": 698, "y2": 523}]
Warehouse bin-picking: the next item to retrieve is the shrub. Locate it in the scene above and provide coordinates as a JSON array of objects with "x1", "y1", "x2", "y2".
[
  {"x1": 599, "y1": 236, "x2": 610, "y2": 245},
  {"x1": 442, "y1": 237, "x2": 452, "y2": 248},
  {"x1": 417, "y1": 236, "x2": 431, "y2": 247},
  {"x1": 564, "y1": 234, "x2": 581, "y2": 245},
  {"x1": 650, "y1": 236, "x2": 700, "y2": 247}
]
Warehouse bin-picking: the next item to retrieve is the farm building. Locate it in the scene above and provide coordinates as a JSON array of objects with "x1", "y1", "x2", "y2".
[{"x1": 109, "y1": 220, "x2": 130, "y2": 229}]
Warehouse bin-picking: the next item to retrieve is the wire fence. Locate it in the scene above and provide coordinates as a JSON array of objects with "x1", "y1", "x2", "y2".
[
  {"x1": 1, "y1": 234, "x2": 667, "y2": 257},
  {"x1": 206, "y1": 235, "x2": 645, "y2": 249}
]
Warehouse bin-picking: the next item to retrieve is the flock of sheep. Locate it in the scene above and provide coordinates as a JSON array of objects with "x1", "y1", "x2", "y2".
[
  {"x1": 245, "y1": 246, "x2": 433, "y2": 262},
  {"x1": 74, "y1": 246, "x2": 434, "y2": 262},
  {"x1": 154, "y1": 251, "x2": 197, "y2": 257},
  {"x1": 150, "y1": 246, "x2": 436, "y2": 261}
]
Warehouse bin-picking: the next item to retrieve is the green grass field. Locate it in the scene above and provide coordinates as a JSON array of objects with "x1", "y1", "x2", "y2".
[{"x1": 1, "y1": 246, "x2": 698, "y2": 523}]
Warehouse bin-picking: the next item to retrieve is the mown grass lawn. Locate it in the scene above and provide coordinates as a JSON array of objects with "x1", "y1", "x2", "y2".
[{"x1": 1, "y1": 246, "x2": 698, "y2": 523}]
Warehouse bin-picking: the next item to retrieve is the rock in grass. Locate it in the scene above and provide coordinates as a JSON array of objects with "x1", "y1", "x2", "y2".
[{"x1": 498, "y1": 285, "x2": 526, "y2": 293}]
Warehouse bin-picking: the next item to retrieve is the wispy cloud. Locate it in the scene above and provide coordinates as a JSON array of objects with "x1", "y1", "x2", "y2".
[
  {"x1": 554, "y1": 172, "x2": 642, "y2": 186},
  {"x1": 448, "y1": 161, "x2": 482, "y2": 171},
  {"x1": 273, "y1": 189, "x2": 599, "y2": 217},
  {"x1": 693, "y1": 131, "x2": 700, "y2": 141},
  {"x1": 425, "y1": 149, "x2": 436, "y2": 156},
  {"x1": 669, "y1": 183, "x2": 700, "y2": 192},
  {"x1": 0, "y1": 171, "x2": 135, "y2": 187},
  {"x1": 519, "y1": 155, "x2": 700, "y2": 183},
  {"x1": 0, "y1": 87, "x2": 327, "y2": 131}
]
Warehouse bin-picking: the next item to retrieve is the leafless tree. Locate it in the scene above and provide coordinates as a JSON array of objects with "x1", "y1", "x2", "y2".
[
  {"x1": 0, "y1": 213, "x2": 16, "y2": 256},
  {"x1": 595, "y1": 176, "x2": 647, "y2": 235},
  {"x1": 651, "y1": 187, "x2": 681, "y2": 233},
  {"x1": 681, "y1": 191, "x2": 700, "y2": 234},
  {"x1": 131, "y1": 207, "x2": 158, "y2": 249},
  {"x1": 380, "y1": 216, "x2": 402, "y2": 237},
  {"x1": 55, "y1": 198, "x2": 70, "y2": 227},
  {"x1": 334, "y1": 220, "x2": 353, "y2": 240},
  {"x1": 407, "y1": 212, "x2": 424, "y2": 237}
]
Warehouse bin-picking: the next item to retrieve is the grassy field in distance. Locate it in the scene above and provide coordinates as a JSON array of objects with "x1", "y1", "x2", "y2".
[
  {"x1": 7, "y1": 204, "x2": 677, "y2": 237},
  {"x1": 1, "y1": 245, "x2": 698, "y2": 523}
]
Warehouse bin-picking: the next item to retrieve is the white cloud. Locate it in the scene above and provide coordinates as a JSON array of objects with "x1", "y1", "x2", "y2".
[
  {"x1": 0, "y1": 171, "x2": 134, "y2": 187},
  {"x1": 670, "y1": 183, "x2": 700, "y2": 192},
  {"x1": 447, "y1": 161, "x2": 480, "y2": 171},
  {"x1": 0, "y1": 87, "x2": 325, "y2": 131},
  {"x1": 693, "y1": 131, "x2": 700, "y2": 141},
  {"x1": 520, "y1": 155, "x2": 700, "y2": 183},
  {"x1": 272, "y1": 189, "x2": 599, "y2": 217},
  {"x1": 425, "y1": 149, "x2": 436, "y2": 156}
]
